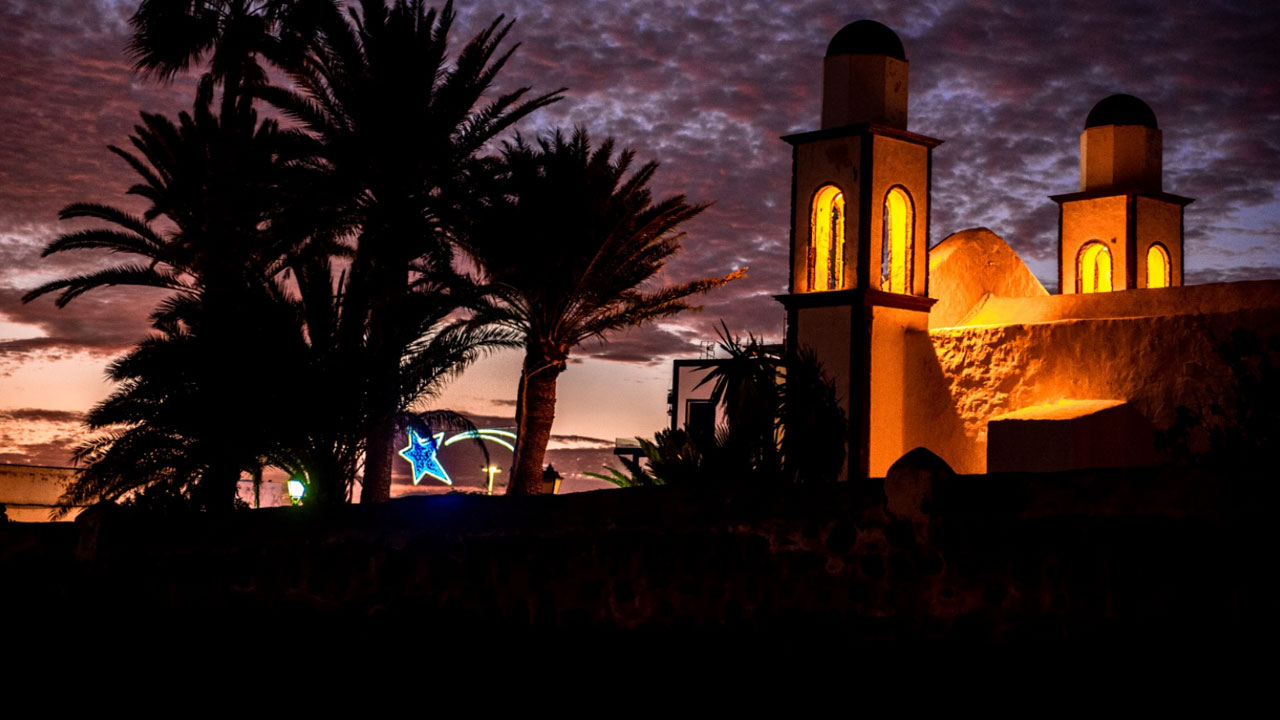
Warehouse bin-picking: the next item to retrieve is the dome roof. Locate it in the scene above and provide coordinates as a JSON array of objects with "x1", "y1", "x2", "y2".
[
  {"x1": 1085, "y1": 94, "x2": 1158, "y2": 129},
  {"x1": 826, "y1": 20, "x2": 906, "y2": 60}
]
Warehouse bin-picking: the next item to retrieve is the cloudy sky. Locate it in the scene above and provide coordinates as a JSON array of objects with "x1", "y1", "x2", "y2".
[{"x1": 1, "y1": 0, "x2": 1278, "y2": 484}]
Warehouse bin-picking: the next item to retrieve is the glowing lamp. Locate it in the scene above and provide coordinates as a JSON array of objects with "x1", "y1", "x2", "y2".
[{"x1": 287, "y1": 478, "x2": 306, "y2": 506}]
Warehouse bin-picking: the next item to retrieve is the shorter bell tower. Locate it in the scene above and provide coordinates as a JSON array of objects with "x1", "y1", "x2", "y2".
[
  {"x1": 1052, "y1": 94, "x2": 1193, "y2": 294},
  {"x1": 776, "y1": 20, "x2": 941, "y2": 481}
]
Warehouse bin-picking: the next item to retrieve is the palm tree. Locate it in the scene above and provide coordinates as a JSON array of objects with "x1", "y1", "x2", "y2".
[
  {"x1": 24, "y1": 90, "x2": 298, "y2": 511},
  {"x1": 586, "y1": 323, "x2": 846, "y2": 490},
  {"x1": 129, "y1": 0, "x2": 337, "y2": 117},
  {"x1": 261, "y1": 0, "x2": 562, "y2": 502},
  {"x1": 463, "y1": 128, "x2": 743, "y2": 495},
  {"x1": 697, "y1": 329, "x2": 847, "y2": 484},
  {"x1": 57, "y1": 281, "x2": 306, "y2": 512},
  {"x1": 693, "y1": 324, "x2": 783, "y2": 481}
]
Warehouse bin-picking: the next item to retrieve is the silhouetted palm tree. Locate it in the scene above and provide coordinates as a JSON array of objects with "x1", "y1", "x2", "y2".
[
  {"x1": 463, "y1": 128, "x2": 742, "y2": 495},
  {"x1": 698, "y1": 329, "x2": 847, "y2": 484},
  {"x1": 590, "y1": 334, "x2": 846, "y2": 489},
  {"x1": 25, "y1": 90, "x2": 298, "y2": 511},
  {"x1": 694, "y1": 324, "x2": 783, "y2": 480},
  {"x1": 129, "y1": 0, "x2": 336, "y2": 117},
  {"x1": 261, "y1": 0, "x2": 561, "y2": 502},
  {"x1": 60, "y1": 281, "x2": 305, "y2": 511}
]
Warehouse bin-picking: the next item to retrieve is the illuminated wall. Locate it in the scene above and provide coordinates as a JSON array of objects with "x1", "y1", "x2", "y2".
[
  {"x1": 1135, "y1": 196, "x2": 1183, "y2": 288},
  {"x1": 790, "y1": 136, "x2": 859, "y2": 294},
  {"x1": 1057, "y1": 193, "x2": 1186, "y2": 293},
  {"x1": 904, "y1": 279, "x2": 1280, "y2": 474},
  {"x1": 794, "y1": 303, "x2": 853, "y2": 482},
  {"x1": 1058, "y1": 195, "x2": 1128, "y2": 294},
  {"x1": 822, "y1": 53, "x2": 908, "y2": 129},
  {"x1": 867, "y1": 304, "x2": 929, "y2": 477},
  {"x1": 870, "y1": 135, "x2": 929, "y2": 297},
  {"x1": 1080, "y1": 125, "x2": 1162, "y2": 193}
]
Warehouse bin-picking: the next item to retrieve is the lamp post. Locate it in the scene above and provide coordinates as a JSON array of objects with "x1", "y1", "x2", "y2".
[
  {"x1": 542, "y1": 465, "x2": 563, "y2": 495},
  {"x1": 482, "y1": 465, "x2": 501, "y2": 495}
]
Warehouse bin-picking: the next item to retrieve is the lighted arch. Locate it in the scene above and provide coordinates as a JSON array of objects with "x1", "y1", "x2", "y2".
[
  {"x1": 881, "y1": 186, "x2": 914, "y2": 294},
  {"x1": 1077, "y1": 241, "x2": 1113, "y2": 293},
  {"x1": 1146, "y1": 243, "x2": 1171, "y2": 288},
  {"x1": 809, "y1": 185, "x2": 845, "y2": 291}
]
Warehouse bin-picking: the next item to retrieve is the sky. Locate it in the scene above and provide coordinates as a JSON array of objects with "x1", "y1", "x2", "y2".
[{"x1": 1, "y1": 0, "x2": 1278, "y2": 487}]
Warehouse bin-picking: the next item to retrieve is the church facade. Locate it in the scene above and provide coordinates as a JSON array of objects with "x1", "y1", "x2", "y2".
[{"x1": 775, "y1": 20, "x2": 1280, "y2": 479}]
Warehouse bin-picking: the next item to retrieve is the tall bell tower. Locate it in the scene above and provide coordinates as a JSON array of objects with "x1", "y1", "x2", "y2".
[
  {"x1": 1052, "y1": 94, "x2": 1192, "y2": 294},
  {"x1": 776, "y1": 20, "x2": 941, "y2": 480}
]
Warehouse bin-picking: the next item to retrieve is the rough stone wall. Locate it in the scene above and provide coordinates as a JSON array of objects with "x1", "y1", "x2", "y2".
[
  {"x1": 918, "y1": 306, "x2": 1278, "y2": 473},
  {"x1": 902, "y1": 280, "x2": 1280, "y2": 474},
  {"x1": 0, "y1": 467, "x2": 1265, "y2": 654}
]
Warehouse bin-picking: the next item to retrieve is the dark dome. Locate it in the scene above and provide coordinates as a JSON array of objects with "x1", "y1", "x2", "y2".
[
  {"x1": 826, "y1": 20, "x2": 906, "y2": 60},
  {"x1": 1085, "y1": 94, "x2": 1158, "y2": 129}
]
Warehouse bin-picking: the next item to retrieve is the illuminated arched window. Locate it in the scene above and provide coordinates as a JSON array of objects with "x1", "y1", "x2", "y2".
[
  {"x1": 881, "y1": 186, "x2": 914, "y2": 294},
  {"x1": 809, "y1": 185, "x2": 845, "y2": 291},
  {"x1": 1146, "y1": 243, "x2": 1171, "y2": 288},
  {"x1": 1077, "y1": 241, "x2": 1113, "y2": 293}
]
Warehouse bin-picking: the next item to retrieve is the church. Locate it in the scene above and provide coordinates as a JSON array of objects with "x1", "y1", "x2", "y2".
[{"x1": 770, "y1": 20, "x2": 1280, "y2": 479}]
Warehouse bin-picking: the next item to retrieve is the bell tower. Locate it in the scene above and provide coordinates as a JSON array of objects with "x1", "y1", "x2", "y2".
[
  {"x1": 1052, "y1": 94, "x2": 1193, "y2": 294},
  {"x1": 776, "y1": 20, "x2": 941, "y2": 480}
]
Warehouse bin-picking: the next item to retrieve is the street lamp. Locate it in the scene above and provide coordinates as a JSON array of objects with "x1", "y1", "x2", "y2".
[{"x1": 287, "y1": 478, "x2": 306, "y2": 506}]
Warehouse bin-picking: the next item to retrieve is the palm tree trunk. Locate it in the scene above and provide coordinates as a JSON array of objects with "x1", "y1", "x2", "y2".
[
  {"x1": 362, "y1": 416, "x2": 395, "y2": 502},
  {"x1": 200, "y1": 265, "x2": 245, "y2": 513},
  {"x1": 509, "y1": 355, "x2": 561, "y2": 495},
  {"x1": 359, "y1": 235, "x2": 409, "y2": 504}
]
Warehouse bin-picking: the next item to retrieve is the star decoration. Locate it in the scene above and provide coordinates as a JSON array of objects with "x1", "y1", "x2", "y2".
[{"x1": 398, "y1": 427, "x2": 451, "y2": 486}]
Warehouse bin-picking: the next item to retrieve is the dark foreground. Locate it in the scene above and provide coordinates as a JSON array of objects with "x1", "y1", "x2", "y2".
[{"x1": 1, "y1": 457, "x2": 1271, "y2": 663}]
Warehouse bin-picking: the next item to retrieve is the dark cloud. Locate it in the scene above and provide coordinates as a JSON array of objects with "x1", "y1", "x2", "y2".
[
  {"x1": 0, "y1": 406, "x2": 83, "y2": 467},
  {"x1": 0, "y1": 284, "x2": 163, "y2": 357},
  {"x1": 0, "y1": 407, "x2": 84, "y2": 423},
  {"x1": 0, "y1": 439, "x2": 80, "y2": 468},
  {"x1": 1185, "y1": 265, "x2": 1280, "y2": 285}
]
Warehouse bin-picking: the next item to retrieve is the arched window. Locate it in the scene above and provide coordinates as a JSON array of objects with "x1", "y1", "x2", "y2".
[
  {"x1": 1146, "y1": 243, "x2": 1171, "y2": 288},
  {"x1": 881, "y1": 186, "x2": 914, "y2": 294},
  {"x1": 809, "y1": 185, "x2": 845, "y2": 291},
  {"x1": 1077, "y1": 241, "x2": 1113, "y2": 293}
]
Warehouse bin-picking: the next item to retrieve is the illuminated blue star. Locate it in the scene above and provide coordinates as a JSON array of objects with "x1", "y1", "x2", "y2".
[{"x1": 398, "y1": 427, "x2": 452, "y2": 486}]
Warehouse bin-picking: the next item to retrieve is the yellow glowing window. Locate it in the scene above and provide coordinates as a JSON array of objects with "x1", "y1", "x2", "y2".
[
  {"x1": 809, "y1": 185, "x2": 845, "y2": 291},
  {"x1": 1078, "y1": 241, "x2": 1113, "y2": 293},
  {"x1": 1146, "y1": 243, "x2": 1170, "y2": 288},
  {"x1": 881, "y1": 187, "x2": 913, "y2": 294}
]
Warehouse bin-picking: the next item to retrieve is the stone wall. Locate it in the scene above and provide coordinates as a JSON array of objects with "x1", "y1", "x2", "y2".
[
  {"x1": 0, "y1": 460, "x2": 1265, "y2": 655},
  {"x1": 905, "y1": 282, "x2": 1280, "y2": 474}
]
